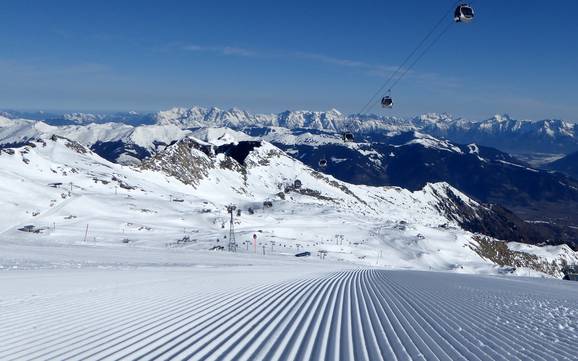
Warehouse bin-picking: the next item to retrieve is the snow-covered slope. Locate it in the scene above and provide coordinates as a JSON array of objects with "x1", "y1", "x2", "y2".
[
  {"x1": 0, "y1": 119, "x2": 192, "y2": 164},
  {"x1": 0, "y1": 117, "x2": 56, "y2": 146},
  {"x1": 1, "y1": 134, "x2": 575, "y2": 276},
  {"x1": 2, "y1": 268, "x2": 577, "y2": 360},
  {"x1": 189, "y1": 127, "x2": 256, "y2": 146}
]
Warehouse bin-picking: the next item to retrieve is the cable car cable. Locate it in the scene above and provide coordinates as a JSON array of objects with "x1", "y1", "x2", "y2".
[
  {"x1": 365, "y1": 20, "x2": 455, "y2": 114},
  {"x1": 357, "y1": 0, "x2": 462, "y2": 116},
  {"x1": 386, "y1": 0, "x2": 477, "y2": 93},
  {"x1": 388, "y1": 21, "x2": 453, "y2": 93}
]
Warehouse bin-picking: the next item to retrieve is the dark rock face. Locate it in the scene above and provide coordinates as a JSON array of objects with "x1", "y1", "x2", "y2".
[
  {"x1": 90, "y1": 138, "x2": 265, "y2": 166},
  {"x1": 441, "y1": 190, "x2": 578, "y2": 250},
  {"x1": 216, "y1": 141, "x2": 262, "y2": 164},
  {"x1": 138, "y1": 138, "x2": 266, "y2": 188},
  {"x1": 469, "y1": 236, "x2": 565, "y2": 277},
  {"x1": 0, "y1": 141, "x2": 30, "y2": 150},
  {"x1": 91, "y1": 141, "x2": 152, "y2": 163},
  {"x1": 140, "y1": 138, "x2": 215, "y2": 187}
]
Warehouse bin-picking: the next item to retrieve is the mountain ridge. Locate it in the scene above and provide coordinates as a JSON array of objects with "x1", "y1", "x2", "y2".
[{"x1": 3, "y1": 106, "x2": 576, "y2": 154}]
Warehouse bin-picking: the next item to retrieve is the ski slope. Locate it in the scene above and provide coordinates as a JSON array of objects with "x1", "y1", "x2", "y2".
[
  {"x1": 1, "y1": 266, "x2": 577, "y2": 361},
  {"x1": 2, "y1": 134, "x2": 575, "y2": 276}
]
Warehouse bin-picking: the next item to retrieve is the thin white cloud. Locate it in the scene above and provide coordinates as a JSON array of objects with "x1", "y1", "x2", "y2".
[
  {"x1": 0, "y1": 59, "x2": 112, "y2": 77},
  {"x1": 293, "y1": 51, "x2": 404, "y2": 80},
  {"x1": 177, "y1": 44, "x2": 458, "y2": 87},
  {"x1": 179, "y1": 44, "x2": 398, "y2": 77},
  {"x1": 222, "y1": 46, "x2": 256, "y2": 57},
  {"x1": 182, "y1": 44, "x2": 204, "y2": 51},
  {"x1": 293, "y1": 52, "x2": 367, "y2": 68},
  {"x1": 181, "y1": 44, "x2": 256, "y2": 57}
]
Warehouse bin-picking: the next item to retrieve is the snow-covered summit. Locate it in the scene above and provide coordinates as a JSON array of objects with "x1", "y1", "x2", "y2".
[
  {"x1": 155, "y1": 106, "x2": 275, "y2": 129},
  {"x1": 190, "y1": 127, "x2": 255, "y2": 146},
  {"x1": 395, "y1": 131, "x2": 464, "y2": 154}
]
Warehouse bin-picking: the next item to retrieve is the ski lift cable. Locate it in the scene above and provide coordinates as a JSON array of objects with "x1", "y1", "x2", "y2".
[
  {"x1": 357, "y1": 0, "x2": 459, "y2": 115},
  {"x1": 387, "y1": 0, "x2": 476, "y2": 94},
  {"x1": 387, "y1": 20, "x2": 454, "y2": 92},
  {"x1": 357, "y1": 0, "x2": 462, "y2": 116}
]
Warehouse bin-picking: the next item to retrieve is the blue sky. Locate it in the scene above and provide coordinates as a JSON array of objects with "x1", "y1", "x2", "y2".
[{"x1": 1, "y1": 0, "x2": 577, "y2": 120}]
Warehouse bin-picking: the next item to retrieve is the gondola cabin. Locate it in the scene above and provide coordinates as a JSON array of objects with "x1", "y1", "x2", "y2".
[
  {"x1": 342, "y1": 132, "x2": 354, "y2": 142},
  {"x1": 381, "y1": 96, "x2": 393, "y2": 108},
  {"x1": 562, "y1": 265, "x2": 578, "y2": 281},
  {"x1": 454, "y1": 4, "x2": 474, "y2": 23}
]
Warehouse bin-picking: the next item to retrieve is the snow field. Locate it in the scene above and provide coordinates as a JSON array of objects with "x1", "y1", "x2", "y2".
[{"x1": 1, "y1": 268, "x2": 577, "y2": 361}]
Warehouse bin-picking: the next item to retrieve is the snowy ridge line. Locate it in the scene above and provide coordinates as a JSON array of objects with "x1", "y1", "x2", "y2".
[{"x1": 2, "y1": 269, "x2": 577, "y2": 361}]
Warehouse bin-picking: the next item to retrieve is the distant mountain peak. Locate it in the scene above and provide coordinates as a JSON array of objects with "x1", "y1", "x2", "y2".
[
  {"x1": 491, "y1": 113, "x2": 513, "y2": 122},
  {"x1": 417, "y1": 112, "x2": 461, "y2": 122}
]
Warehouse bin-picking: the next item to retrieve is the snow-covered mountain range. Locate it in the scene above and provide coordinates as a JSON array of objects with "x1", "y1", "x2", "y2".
[
  {"x1": 0, "y1": 110, "x2": 154, "y2": 126},
  {"x1": 3, "y1": 106, "x2": 577, "y2": 154},
  {"x1": 153, "y1": 108, "x2": 578, "y2": 155},
  {"x1": 153, "y1": 107, "x2": 578, "y2": 154}
]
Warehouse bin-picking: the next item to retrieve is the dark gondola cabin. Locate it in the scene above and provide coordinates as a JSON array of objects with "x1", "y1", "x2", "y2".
[
  {"x1": 319, "y1": 159, "x2": 328, "y2": 168},
  {"x1": 454, "y1": 4, "x2": 474, "y2": 23},
  {"x1": 342, "y1": 132, "x2": 354, "y2": 142},
  {"x1": 381, "y1": 96, "x2": 393, "y2": 108},
  {"x1": 562, "y1": 265, "x2": 578, "y2": 281},
  {"x1": 293, "y1": 179, "x2": 302, "y2": 189}
]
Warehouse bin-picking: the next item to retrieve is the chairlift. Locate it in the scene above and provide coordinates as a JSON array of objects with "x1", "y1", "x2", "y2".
[{"x1": 454, "y1": 4, "x2": 474, "y2": 23}]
